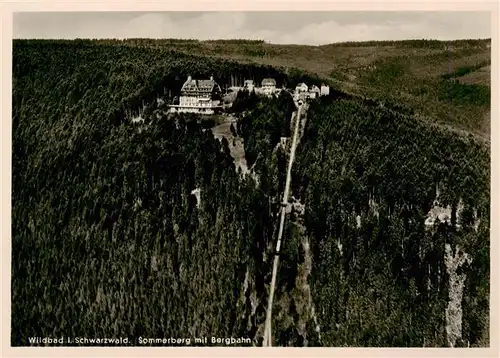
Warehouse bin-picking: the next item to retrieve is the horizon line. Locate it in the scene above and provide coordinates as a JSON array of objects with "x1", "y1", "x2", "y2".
[{"x1": 12, "y1": 37, "x2": 493, "y2": 46}]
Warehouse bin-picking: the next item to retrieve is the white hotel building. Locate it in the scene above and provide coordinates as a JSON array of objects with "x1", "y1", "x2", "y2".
[{"x1": 169, "y1": 75, "x2": 223, "y2": 115}]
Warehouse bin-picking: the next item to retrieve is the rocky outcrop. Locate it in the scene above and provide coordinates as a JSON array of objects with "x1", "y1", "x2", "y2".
[{"x1": 445, "y1": 244, "x2": 472, "y2": 347}]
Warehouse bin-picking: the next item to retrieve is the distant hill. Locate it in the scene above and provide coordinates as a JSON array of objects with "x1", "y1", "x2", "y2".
[{"x1": 87, "y1": 37, "x2": 490, "y2": 140}]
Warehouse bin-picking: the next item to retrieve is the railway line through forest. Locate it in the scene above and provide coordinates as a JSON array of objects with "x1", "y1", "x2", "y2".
[{"x1": 262, "y1": 100, "x2": 306, "y2": 347}]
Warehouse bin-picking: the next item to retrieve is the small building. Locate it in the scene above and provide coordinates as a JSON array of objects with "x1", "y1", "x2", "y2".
[
  {"x1": 243, "y1": 79, "x2": 255, "y2": 92},
  {"x1": 261, "y1": 78, "x2": 277, "y2": 96},
  {"x1": 310, "y1": 85, "x2": 320, "y2": 95},
  {"x1": 305, "y1": 85, "x2": 319, "y2": 99},
  {"x1": 320, "y1": 84, "x2": 330, "y2": 96},
  {"x1": 169, "y1": 75, "x2": 222, "y2": 114},
  {"x1": 295, "y1": 83, "x2": 309, "y2": 93},
  {"x1": 279, "y1": 137, "x2": 288, "y2": 149}
]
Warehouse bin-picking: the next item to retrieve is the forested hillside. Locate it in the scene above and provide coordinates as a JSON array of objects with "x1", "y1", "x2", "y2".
[
  {"x1": 13, "y1": 40, "x2": 309, "y2": 346},
  {"x1": 12, "y1": 39, "x2": 490, "y2": 347},
  {"x1": 288, "y1": 97, "x2": 490, "y2": 346}
]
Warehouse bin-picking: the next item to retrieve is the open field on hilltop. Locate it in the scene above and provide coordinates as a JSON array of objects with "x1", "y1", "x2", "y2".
[{"x1": 100, "y1": 38, "x2": 490, "y2": 140}]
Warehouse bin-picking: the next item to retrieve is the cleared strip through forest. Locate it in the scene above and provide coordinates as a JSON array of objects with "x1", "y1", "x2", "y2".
[{"x1": 262, "y1": 101, "x2": 303, "y2": 347}]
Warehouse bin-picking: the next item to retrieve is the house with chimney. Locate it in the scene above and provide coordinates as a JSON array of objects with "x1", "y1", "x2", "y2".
[
  {"x1": 169, "y1": 75, "x2": 222, "y2": 114},
  {"x1": 309, "y1": 85, "x2": 320, "y2": 99},
  {"x1": 261, "y1": 78, "x2": 277, "y2": 96},
  {"x1": 295, "y1": 83, "x2": 309, "y2": 93}
]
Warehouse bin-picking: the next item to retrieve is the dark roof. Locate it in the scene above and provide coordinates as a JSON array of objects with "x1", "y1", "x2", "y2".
[
  {"x1": 261, "y1": 78, "x2": 276, "y2": 86},
  {"x1": 181, "y1": 76, "x2": 221, "y2": 93}
]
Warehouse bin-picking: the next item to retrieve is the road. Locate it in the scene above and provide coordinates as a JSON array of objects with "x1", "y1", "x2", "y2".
[{"x1": 262, "y1": 101, "x2": 303, "y2": 347}]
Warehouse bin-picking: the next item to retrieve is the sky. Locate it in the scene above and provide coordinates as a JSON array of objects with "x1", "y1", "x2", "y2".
[{"x1": 13, "y1": 11, "x2": 491, "y2": 45}]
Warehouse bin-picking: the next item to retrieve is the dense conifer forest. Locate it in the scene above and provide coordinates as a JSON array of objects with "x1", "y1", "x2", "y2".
[
  {"x1": 12, "y1": 39, "x2": 490, "y2": 347},
  {"x1": 290, "y1": 97, "x2": 489, "y2": 346}
]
